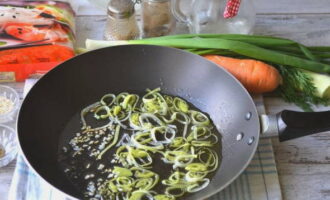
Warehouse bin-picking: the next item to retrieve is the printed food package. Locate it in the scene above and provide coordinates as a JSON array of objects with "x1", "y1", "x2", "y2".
[{"x1": 0, "y1": 0, "x2": 76, "y2": 82}]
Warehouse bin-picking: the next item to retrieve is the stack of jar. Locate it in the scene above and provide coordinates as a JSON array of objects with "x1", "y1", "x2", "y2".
[
  {"x1": 0, "y1": 85, "x2": 19, "y2": 168},
  {"x1": 104, "y1": 0, "x2": 176, "y2": 40}
]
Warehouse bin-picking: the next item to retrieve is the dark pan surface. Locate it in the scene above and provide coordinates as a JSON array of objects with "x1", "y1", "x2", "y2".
[{"x1": 17, "y1": 45, "x2": 260, "y2": 199}]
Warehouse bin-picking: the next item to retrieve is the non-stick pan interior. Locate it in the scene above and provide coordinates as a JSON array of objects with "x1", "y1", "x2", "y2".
[{"x1": 18, "y1": 45, "x2": 259, "y2": 199}]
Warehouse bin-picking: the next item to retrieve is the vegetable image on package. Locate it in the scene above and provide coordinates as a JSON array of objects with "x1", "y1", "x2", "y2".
[{"x1": 0, "y1": 1, "x2": 76, "y2": 82}]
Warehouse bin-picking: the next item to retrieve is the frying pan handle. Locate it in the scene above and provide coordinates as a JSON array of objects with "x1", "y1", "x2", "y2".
[
  {"x1": 277, "y1": 110, "x2": 330, "y2": 141},
  {"x1": 260, "y1": 110, "x2": 330, "y2": 141}
]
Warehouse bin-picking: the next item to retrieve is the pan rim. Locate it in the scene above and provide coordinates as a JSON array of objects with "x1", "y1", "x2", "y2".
[{"x1": 16, "y1": 44, "x2": 261, "y2": 200}]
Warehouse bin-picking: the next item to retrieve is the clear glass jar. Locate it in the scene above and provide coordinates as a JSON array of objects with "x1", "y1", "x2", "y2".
[
  {"x1": 104, "y1": 0, "x2": 140, "y2": 40},
  {"x1": 141, "y1": 0, "x2": 176, "y2": 38},
  {"x1": 0, "y1": 85, "x2": 19, "y2": 123},
  {"x1": 0, "y1": 125, "x2": 17, "y2": 168},
  {"x1": 172, "y1": 0, "x2": 256, "y2": 34}
]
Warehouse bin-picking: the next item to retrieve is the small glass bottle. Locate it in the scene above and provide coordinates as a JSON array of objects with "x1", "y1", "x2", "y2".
[
  {"x1": 104, "y1": 0, "x2": 140, "y2": 40},
  {"x1": 141, "y1": 0, "x2": 175, "y2": 38}
]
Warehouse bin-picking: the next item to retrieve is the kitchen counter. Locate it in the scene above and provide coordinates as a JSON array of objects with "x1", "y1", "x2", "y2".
[{"x1": 1, "y1": 0, "x2": 330, "y2": 199}]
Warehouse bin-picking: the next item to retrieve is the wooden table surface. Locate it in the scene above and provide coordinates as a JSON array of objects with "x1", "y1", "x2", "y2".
[{"x1": 1, "y1": 0, "x2": 330, "y2": 200}]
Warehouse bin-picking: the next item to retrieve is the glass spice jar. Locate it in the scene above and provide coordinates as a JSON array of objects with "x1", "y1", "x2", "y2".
[
  {"x1": 172, "y1": 0, "x2": 256, "y2": 34},
  {"x1": 141, "y1": 0, "x2": 176, "y2": 38},
  {"x1": 104, "y1": 0, "x2": 140, "y2": 40}
]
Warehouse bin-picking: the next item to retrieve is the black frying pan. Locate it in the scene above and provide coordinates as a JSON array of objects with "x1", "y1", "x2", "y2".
[{"x1": 17, "y1": 45, "x2": 330, "y2": 200}]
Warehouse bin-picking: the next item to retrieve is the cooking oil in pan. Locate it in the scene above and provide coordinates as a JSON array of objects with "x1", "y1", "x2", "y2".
[{"x1": 58, "y1": 95, "x2": 222, "y2": 200}]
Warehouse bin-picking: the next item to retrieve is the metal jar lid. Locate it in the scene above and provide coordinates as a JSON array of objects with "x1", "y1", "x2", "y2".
[{"x1": 108, "y1": 0, "x2": 135, "y2": 19}]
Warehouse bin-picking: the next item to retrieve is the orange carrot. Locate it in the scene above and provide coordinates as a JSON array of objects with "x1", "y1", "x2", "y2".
[{"x1": 204, "y1": 55, "x2": 282, "y2": 93}]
